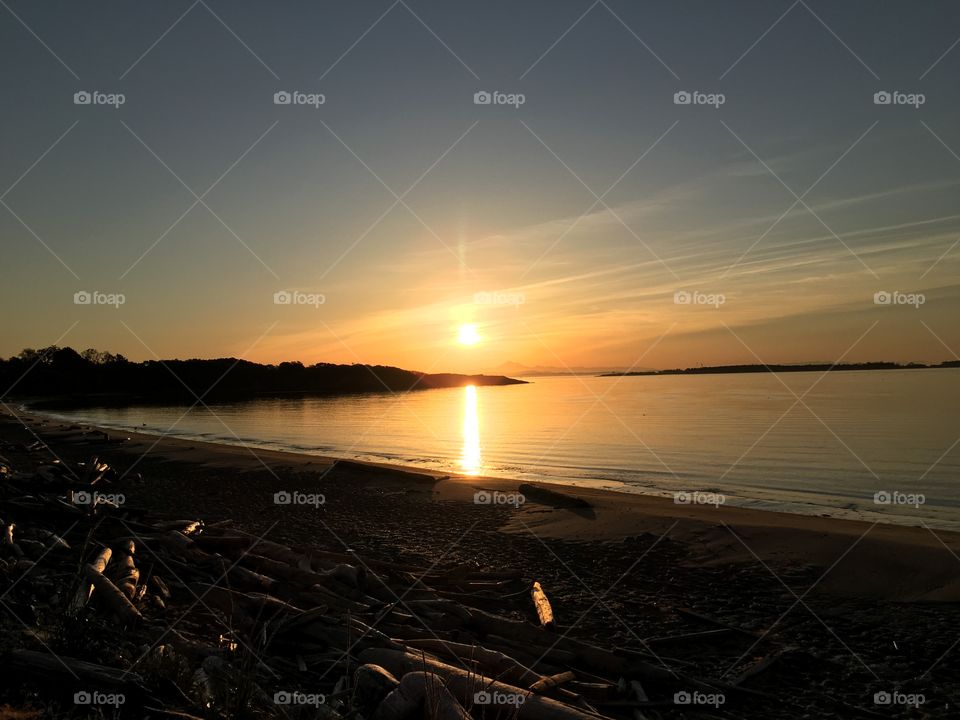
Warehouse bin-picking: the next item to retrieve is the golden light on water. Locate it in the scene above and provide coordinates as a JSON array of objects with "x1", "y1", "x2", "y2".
[
  {"x1": 461, "y1": 384, "x2": 481, "y2": 475},
  {"x1": 458, "y1": 323, "x2": 481, "y2": 346}
]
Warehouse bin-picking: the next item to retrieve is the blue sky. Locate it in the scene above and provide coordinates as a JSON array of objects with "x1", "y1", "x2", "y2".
[{"x1": 1, "y1": 0, "x2": 959, "y2": 371}]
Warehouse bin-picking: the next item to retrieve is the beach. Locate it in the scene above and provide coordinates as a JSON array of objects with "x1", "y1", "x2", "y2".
[
  {"x1": 2, "y1": 407, "x2": 958, "y2": 718},
  {"x1": 14, "y1": 408, "x2": 960, "y2": 602},
  {"x1": 38, "y1": 369, "x2": 960, "y2": 533},
  {"x1": 5, "y1": 2, "x2": 960, "y2": 717}
]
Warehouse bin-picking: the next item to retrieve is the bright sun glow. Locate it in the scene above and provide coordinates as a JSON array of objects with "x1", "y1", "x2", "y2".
[{"x1": 458, "y1": 323, "x2": 481, "y2": 346}]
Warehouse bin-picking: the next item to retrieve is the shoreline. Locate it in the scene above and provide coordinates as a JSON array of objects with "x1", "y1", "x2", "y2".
[
  {"x1": 8, "y1": 406, "x2": 960, "y2": 603},
  {"x1": 25, "y1": 402, "x2": 960, "y2": 534},
  {"x1": 5, "y1": 405, "x2": 960, "y2": 717},
  {"x1": 602, "y1": 363, "x2": 960, "y2": 377}
]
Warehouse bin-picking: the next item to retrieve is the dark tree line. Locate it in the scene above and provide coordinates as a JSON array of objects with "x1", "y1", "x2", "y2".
[
  {"x1": 603, "y1": 360, "x2": 960, "y2": 377},
  {"x1": 0, "y1": 346, "x2": 523, "y2": 408}
]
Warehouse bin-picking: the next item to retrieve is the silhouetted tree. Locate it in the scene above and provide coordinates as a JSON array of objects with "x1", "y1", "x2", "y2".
[{"x1": 0, "y1": 347, "x2": 522, "y2": 407}]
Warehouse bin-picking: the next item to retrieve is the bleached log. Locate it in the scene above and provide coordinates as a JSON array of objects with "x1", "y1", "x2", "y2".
[
  {"x1": 354, "y1": 664, "x2": 400, "y2": 717},
  {"x1": 2, "y1": 522, "x2": 22, "y2": 558},
  {"x1": 531, "y1": 581, "x2": 555, "y2": 628},
  {"x1": 372, "y1": 671, "x2": 471, "y2": 720},
  {"x1": 84, "y1": 564, "x2": 142, "y2": 625},
  {"x1": 153, "y1": 520, "x2": 202, "y2": 536},
  {"x1": 72, "y1": 546, "x2": 112, "y2": 611},
  {"x1": 111, "y1": 540, "x2": 139, "y2": 599},
  {"x1": 403, "y1": 639, "x2": 542, "y2": 687},
  {"x1": 529, "y1": 671, "x2": 576, "y2": 694},
  {"x1": 359, "y1": 649, "x2": 607, "y2": 720}
]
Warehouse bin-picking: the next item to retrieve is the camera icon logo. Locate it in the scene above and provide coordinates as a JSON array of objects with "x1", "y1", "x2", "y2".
[
  {"x1": 74, "y1": 290, "x2": 92, "y2": 305},
  {"x1": 674, "y1": 290, "x2": 692, "y2": 305},
  {"x1": 274, "y1": 290, "x2": 293, "y2": 305},
  {"x1": 474, "y1": 91, "x2": 492, "y2": 105},
  {"x1": 873, "y1": 490, "x2": 891, "y2": 505},
  {"x1": 873, "y1": 291, "x2": 891, "y2": 305},
  {"x1": 73, "y1": 490, "x2": 93, "y2": 505},
  {"x1": 674, "y1": 691, "x2": 692, "y2": 705},
  {"x1": 74, "y1": 91, "x2": 92, "y2": 105},
  {"x1": 473, "y1": 490, "x2": 492, "y2": 505},
  {"x1": 274, "y1": 691, "x2": 292, "y2": 704},
  {"x1": 274, "y1": 491, "x2": 292, "y2": 505},
  {"x1": 674, "y1": 91, "x2": 692, "y2": 105},
  {"x1": 873, "y1": 91, "x2": 892, "y2": 105},
  {"x1": 74, "y1": 691, "x2": 92, "y2": 705},
  {"x1": 473, "y1": 691, "x2": 492, "y2": 705},
  {"x1": 274, "y1": 91, "x2": 292, "y2": 105},
  {"x1": 873, "y1": 691, "x2": 891, "y2": 705}
]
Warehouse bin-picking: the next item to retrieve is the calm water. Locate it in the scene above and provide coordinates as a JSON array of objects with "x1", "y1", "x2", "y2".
[{"x1": 41, "y1": 370, "x2": 960, "y2": 529}]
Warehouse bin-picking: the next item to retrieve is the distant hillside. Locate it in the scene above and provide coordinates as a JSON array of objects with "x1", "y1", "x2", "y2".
[
  {"x1": 1, "y1": 346, "x2": 525, "y2": 409},
  {"x1": 602, "y1": 361, "x2": 960, "y2": 377}
]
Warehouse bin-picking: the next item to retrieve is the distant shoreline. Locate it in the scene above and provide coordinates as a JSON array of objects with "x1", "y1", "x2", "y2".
[
  {"x1": 601, "y1": 361, "x2": 960, "y2": 377},
  {"x1": 23, "y1": 375, "x2": 526, "y2": 411},
  {"x1": 1, "y1": 346, "x2": 526, "y2": 410}
]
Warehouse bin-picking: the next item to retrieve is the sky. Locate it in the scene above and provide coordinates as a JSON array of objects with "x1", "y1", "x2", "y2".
[{"x1": 1, "y1": 0, "x2": 959, "y2": 374}]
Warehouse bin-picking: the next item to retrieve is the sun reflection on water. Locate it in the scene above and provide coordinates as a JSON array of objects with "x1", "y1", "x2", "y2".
[{"x1": 461, "y1": 384, "x2": 481, "y2": 475}]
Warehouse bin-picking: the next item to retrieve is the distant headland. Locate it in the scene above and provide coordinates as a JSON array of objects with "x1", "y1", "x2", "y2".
[
  {"x1": 602, "y1": 361, "x2": 960, "y2": 377},
  {"x1": 0, "y1": 346, "x2": 525, "y2": 409}
]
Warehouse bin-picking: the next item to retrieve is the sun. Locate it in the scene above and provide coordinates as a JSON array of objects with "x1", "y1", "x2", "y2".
[{"x1": 458, "y1": 323, "x2": 481, "y2": 346}]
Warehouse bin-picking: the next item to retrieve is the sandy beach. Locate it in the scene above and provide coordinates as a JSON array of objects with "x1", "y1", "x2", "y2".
[
  {"x1": 17, "y1": 410, "x2": 960, "y2": 602},
  {"x1": 2, "y1": 406, "x2": 959, "y2": 718}
]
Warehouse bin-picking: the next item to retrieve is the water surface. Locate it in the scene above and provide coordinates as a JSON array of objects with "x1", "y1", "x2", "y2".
[{"x1": 43, "y1": 369, "x2": 960, "y2": 529}]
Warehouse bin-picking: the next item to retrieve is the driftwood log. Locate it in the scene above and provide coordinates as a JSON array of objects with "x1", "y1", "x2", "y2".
[
  {"x1": 372, "y1": 671, "x2": 471, "y2": 720},
  {"x1": 84, "y1": 563, "x2": 142, "y2": 625},
  {"x1": 531, "y1": 581, "x2": 555, "y2": 628},
  {"x1": 359, "y1": 649, "x2": 604, "y2": 720},
  {"x1": 110, "y1": 540, "x2": 139, "y2": 599},
  {"x1": 71, "y1": 545, "x2": 112, "y2": 612}
]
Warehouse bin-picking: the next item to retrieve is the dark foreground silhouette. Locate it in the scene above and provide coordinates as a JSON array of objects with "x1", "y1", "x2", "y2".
[{"x1": 0, "y1": 346, "x2": 525, "y2": 408}]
